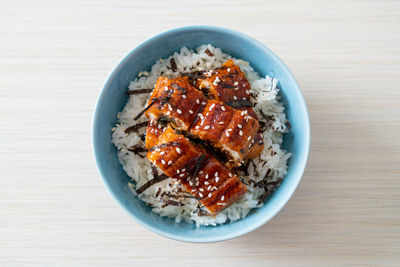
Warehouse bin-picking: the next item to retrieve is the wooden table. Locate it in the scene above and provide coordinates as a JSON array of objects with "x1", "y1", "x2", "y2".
[{"x1": 1, "y1": 1, "x2": 399, "y2": 266}]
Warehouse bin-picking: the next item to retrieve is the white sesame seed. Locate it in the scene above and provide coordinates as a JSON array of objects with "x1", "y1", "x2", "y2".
[
  {"x1": 234, "y1": 81, "x2": 239, "y2": 86},
  {"x1": 182, "y1": 95, "x2": 186, "y2": 99},
  {"x1": 196, "y1": 181, "x2": 199, "y2": 186},
  {"x1": 195, "y1": 126, "x2": 200, "y2": 129},
  {"x1": 248, "y1": 136, "x2": 251, "y2": 141},
  {"x1": 155, "y1": 148, "x2": 161, "y2": 152},
  {"x1": 243, "y1": 97, "x2": 246, "y2": 100},
  {"x1": 199, "y1": 192, "x2": 203, "y2": 198},
  {"x1": 246, "y1": 90, "x2": 250, "y2": 95},
  {"x1": 229, "y1": 173, "x2": 232, "y2": 177},
  {"x1": 177, "y1": 109, "x2": 182, "y2": 114},
  {"x1": 166, "y1": 111, "x2": 171, "y2": 116},
  {"x1": 199, "y1": 188, "x2": 204, "y2": 192},
  {"x1": 218, "y1": 122, "x2": 224, "y2": 125},
  {"x1": 189, "y1": 181, "x2": 193, "y2": 186},
  {"x1": 177, "y1": 170, "x2": 180, "y2": 174},
  {"x1": 221, "y1": 106, "x2": 226, "y2": 111},
  {"x1": 227, "y1": 128, "x2": 232, "y2": 132},
  {"x1": 207, "y1": 185, "x2": 212, "y2": 190},
  {"x1": 215, "y1": 177, "x2": 219, "y2": 182},
  {"x1": 182, "y1": 168, "x2": 186, "y2": 172},
  {"x1": 189, "y1": 110, "x2": 194, "y2": 114},
  {"x1": 215, "y1": 172, "x2": 218, "y2": 177},
  {"x1": 227, "y1": 68, "x2": 231, "y2": 72},
  {"x1": 196, "y1": 99, "x2": 200, "y2": 104},
  {"x1": 179, "y1": 173, "x2": 185, "y2": 177},
  {"x1": 204, "y1": 181, "x2": 209, "y2": 185},
  {"x1": 164, "y1": 86, "x2": 168, "y2": 91},
  {"x1": 176, "y1": 147, "x2": 181, "y2": 154},
  {"x1": 221, "y1": 195, "x2": 225, "y2": 201},
  {"x1": 192, "y1": 189, "x2": 196, "y2": 192},
  {"x1": 238, "y1": 124, "x2": 242, "y2": 129},
  {"x1": 204, "y1": 125, "x2": 210, "y2": 130},
  {"x1": 160, "y1": 151, "x2": 165, "y2": 155},
  {"x1": 168, "y1": 105, "x2": 173, "y2": 111},
  {"x1": 226, "y1": 132, "x2": 230, "y2": 137},
  {"x1": 199, "y1": 171, "x2": 203, "y2": 174},
  {"x1": 217, "y1": 203, "x2": 223, "y2": 206},
  {"x1": 233, "y1": 96, "x2": 237, "y2": 100},
  {"x1": 241, "y1": 111, "x2": 245, "y2": 115},
  {"x1": 210, "y1": 103, "x2": 215, "y2": 110},
  {"x1": 201, "y1": 101, "x2": 206, "y2": 105},
  {"x1": 205, "y1": 174, "x2": 209, "y2": 179},
  {"x1": 161, "y1": 159, "x2": 166, "y2": 164},
  {"x1": 168, "y1": 160, "x2": 172, "y2": 165},
  {"x1": 208, "y1": 193, "x2": 212, "y2": 197},
  {"x1": 239, "y1": 130, "x2": 243, "y2": 136}
]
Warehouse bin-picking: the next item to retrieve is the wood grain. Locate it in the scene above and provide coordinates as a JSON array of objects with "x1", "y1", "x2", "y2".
[{"x1": 1, "y1": 0, "x2": 399, "y2": 266}]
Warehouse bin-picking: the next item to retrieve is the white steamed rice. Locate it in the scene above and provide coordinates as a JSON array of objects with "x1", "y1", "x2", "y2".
[{"x1": 112, "y1": 45, "x2": 291, "y2": 227}]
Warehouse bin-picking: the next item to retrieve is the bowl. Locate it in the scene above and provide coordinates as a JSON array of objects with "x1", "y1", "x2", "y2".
[{"x1": 92, "y1": 26, "x2": 310, "y2": 242}]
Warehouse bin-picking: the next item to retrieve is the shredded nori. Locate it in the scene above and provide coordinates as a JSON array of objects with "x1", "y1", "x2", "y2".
[
  {"x1": 127, "y1": 144, "x2": 147, "y2": 158},
  {"x1": 161, "y1": 199, "x2": 183, "y2": 208},
  {"x1": 136, "y1": 173, "x2": 169, "y2": 194},
  {"x1": 204, "y1": 48, "x2": 214, "y2": 57},
  {"x1": 125, "y1": 89, "x2": 152, "y2": 95},
  {"x1": 124, "y1": 121, "x2": 148, "y2": 134},
  {"x1": 225, "y1": 100, "x2": 254, "y2": 108},
  {"x1": 170, "y1": 58, "x2": 177, "y2": 72}
]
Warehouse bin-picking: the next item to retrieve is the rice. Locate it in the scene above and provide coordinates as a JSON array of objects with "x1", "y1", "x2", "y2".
[{"x1": 112, "y1": 45, "x2": 291, "y2": 227}]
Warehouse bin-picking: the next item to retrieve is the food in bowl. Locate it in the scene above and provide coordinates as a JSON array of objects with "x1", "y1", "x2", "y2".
[{"x1": 112, "y1": 45, "x2": 291, "y2": 227}]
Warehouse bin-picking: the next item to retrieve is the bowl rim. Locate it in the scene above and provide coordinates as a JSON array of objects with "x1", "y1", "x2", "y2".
[{"x1": 92, "y1": 25, "x2": 310, "y2": 243}]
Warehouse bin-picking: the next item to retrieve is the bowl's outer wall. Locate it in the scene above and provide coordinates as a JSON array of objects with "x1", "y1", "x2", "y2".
[{"x1": 93, "y1": 26, "x2": 310, "y2": 242}]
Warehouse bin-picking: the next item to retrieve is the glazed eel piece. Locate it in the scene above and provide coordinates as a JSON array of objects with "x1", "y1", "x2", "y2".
[
  {"x1": 146, "y1": 125, "x2": 247, "y2": 215},
  {"x1": 144, "y1": 75, "x2": 262, "y2": 165}
]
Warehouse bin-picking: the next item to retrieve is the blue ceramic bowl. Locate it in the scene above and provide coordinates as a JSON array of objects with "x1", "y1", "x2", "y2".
[{"x1": 92, "y1": 26, "x2": 310, "y2": 242}]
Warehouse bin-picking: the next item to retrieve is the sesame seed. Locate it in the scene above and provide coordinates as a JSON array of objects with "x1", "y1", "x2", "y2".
[
  {"x1": 238, "y1": 124, "x2": 242, "y2": 129},
  {"x1": 199, "y1": 192, "x2": 203, "y2": 198},
  {"x1": 176, "y1": 147, "x2": 181, "y2": 154},
  {"x1": 195, "y1": 126, "x2": 200, "y2": 129},
  {"x1": 192, "y1": 189, "x2": 196, "y2": 192},
  {"x1": 204, "y1": 125, "x2": 210, "y2": 130},
  {"x1": 229, "y1": 173, "x2": 232, "y2": 177},
  {"x1": 217, "y1": 203, "x2": 223, "y2": 206},
  {"x1": 227, "y1": 128, "x2": 232, "y2": 132},
  {"x1": 208, "y1": 193, "x2": 212, "y2": 197},
  {"x1": 168, "y1": 105, "x2": 173, "y2": 111},
  {"x1": 243, "y1": 97, "x2": 246, "y2": 100},
  {"x1": 161, "y1": 159, "x2": 166, "y2": 164},
  {"x1": 234, "y1": 81, "x2": 239, "y2": 86},
  {"x1": 204, "y1": 181, "x2": 209, "y2": 185},
  {"x1": 202, "y1": 101, "x2": 206, "y2": 105},
  {"x1": 215, "y1": 177, "x2": 219, "y2": 182},
  {"x1": 199, "y1": 171, "x2": 203, "y2": 174},
  {"x1": 196, "y1": 181, "x2": 199, "y2": 186},
  {"x1": 189, "y1": 110, "x2": 194, "y2": 114},
  {"x1": 179, "y1": 173, "x2": 185, "y2": 177},
  {"x1": 182, "y1": 168, "x2": 186, "y2": 172},
  {"x1": 226, "y1": 132, "x2": 230, "y2": 137},
  {"x1": 215, "y1": 172, "x2": 218, "y2": 177},
  {"x1": 182, "y1": 95, "x2": 186, "y2": 99},
  {"x1": 227, "y1": 68, "x2": 231, "y2": 72},
  {"x1": 177, "y1": 109, "x2": 182, "y2": 114},
  {"x1": 210, "y1": 103, "x2": 215, "y2": 110},
  {"x1": 196, "y1": 99, "x2": 200, "y2": 104},
  {"x1": 164, "y1": 86, "x2": 168, "y2": 90},
  {"x1": 166, "y1": 111, "x2": 171, "y2": 116},
  {"x1": 160, "y1": 151, "x2": 165, "y2": 155},
  {"x1": 155, "y1": 148, "x2": 161, "y2": 152},
  {"x1": 199, "y1": 188, "x2": 204, "y2": 192},
  {"x1": 205, "y1": 174, "x2": 209, "y2": 179},
  {"x1": 168, "y1": 160, "x2": 172, "y2": 165},
  {"x1": 221, "y1": 106, "x2": 226, "y2": 111},
  {"x1": 233, "y1": 96, "x2": 237, "y2": 100},
  {"x1": 239, "y1": 130, "x2": 243, "y2": 136},
  {"x1": 189, "y1": 181, "x2": 193, "y2": 186},
  {"x1": 218, "y1": 122, "x2": 224, "y2": 125},
  {"x1": 177, "y1": 170, "x2": 180, "y2": 174},
  {"x1": 221, "y1": 195, "x2": 225, "y2": 201},
  {"x1": 248, "y1": 136, "x2": 251, "y2": 141},
  {"x1": 246, "y1": 90, "x2": 250, "y2": 95},
  {"x1": 241, "y1": 111, "x2": 245, "y2": 115},
  {"x1": 207, "y1": 185, "x2": 212, "y2": 191}
]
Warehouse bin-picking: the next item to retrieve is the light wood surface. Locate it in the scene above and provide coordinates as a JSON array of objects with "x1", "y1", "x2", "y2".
[{"x1": 1, "y1": 0, "x2": 399, "y2": 266}]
